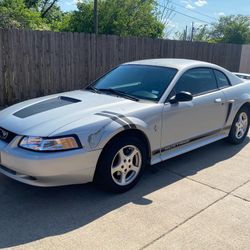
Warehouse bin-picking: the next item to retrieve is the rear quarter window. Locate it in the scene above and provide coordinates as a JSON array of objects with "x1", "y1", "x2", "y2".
[{"x1": 214, "y1": 70, "x2": 231, "y2": 88}]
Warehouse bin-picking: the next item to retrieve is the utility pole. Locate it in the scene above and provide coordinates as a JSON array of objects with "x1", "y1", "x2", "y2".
[
  {"x1": 190, "y1": 22, "x2": 194, "y2": 42},
  {"x1": 94, "y1": 0, "x2": 98, "y2": 35},
  {"x1": 184, "y1": 25, "x2": 188, "y2": 41}
]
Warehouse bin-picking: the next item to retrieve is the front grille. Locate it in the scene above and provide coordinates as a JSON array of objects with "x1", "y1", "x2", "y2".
[{"x1": 0, "y1": 127, "x2": 17, "y2": 143}]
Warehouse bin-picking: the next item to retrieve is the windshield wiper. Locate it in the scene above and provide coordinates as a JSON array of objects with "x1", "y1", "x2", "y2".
[
  {"x1": 85, "y1": 85, "x2": 100, "y2": 93},
  {"x1": 97, "y1": 88, "x2": 139, "y2": 102}
]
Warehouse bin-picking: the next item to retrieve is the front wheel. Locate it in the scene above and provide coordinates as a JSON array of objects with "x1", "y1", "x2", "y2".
[
  {"x1": 94, "y1": 136, "x2": 147, "y2": 193},
  {"x1": 226, "y1": 106, "x2": 249, "y2": 144}
]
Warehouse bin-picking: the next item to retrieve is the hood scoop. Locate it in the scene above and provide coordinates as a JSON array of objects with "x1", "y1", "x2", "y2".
[{"x1": 13, "y1": 96, "x2": 81, "y2": 119}]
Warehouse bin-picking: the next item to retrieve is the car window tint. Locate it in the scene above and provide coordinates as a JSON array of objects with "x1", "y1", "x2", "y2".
[
  {"x1": 93, "y1": 65, "x2": 178, "y2": 101},
  {"x1": 214, "y1": 70, "x2": 231, "y2": 88},
  {"x1": 174, "y1": 68, "x2": 217, "y2": 95}
]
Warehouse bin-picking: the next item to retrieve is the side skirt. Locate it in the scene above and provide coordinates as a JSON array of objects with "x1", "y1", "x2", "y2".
[{"x1": 150, "y1": 128, "x2": 230, "y2": 165}]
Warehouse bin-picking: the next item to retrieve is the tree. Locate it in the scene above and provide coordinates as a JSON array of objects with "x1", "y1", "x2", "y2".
[
  {"x1": 174, "y1": 15, "x2": 250, "y2": 44},
  {"x1": 155, "y1": 0, "x2": 175, "y2": 38},
  {"x1": 24, "y1": 0, "x2": 40, "y2": 9},
  {"x1": 0, "y1": 0, "x2": 64, "y2": 30},
  {"x1": 40, "y1": 0, "x2": 58, "y2": 18},
  {"x1": 210, "y1": 15, "x2": 250, "y2": 44},
  {"x1": 63, "y1": 0, "x2": 165, "y2": 38},
  {"x1": 0, "y1": 0, "x2": 49, "y2": 29},
  {"x1": 0, "y1": 0, "x2": 175, "y2": 39},
  {"x1": 24, "y1": 0, "x2": 59, "y2": 18},
  {"x1": 193, "y1": 24, "x2": 211, "y2": 42},
  {"x1": 62, "y1": 1, "x2": 93, "y2": 33},
  {"x1": 40, "y1": 3, "x2": 66, "y2": 31}
]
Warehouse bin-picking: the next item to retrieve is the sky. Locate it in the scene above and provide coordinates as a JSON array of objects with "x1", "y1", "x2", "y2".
[{"x1": 59, "y1": 0, "x2": 250, "y2": 38}]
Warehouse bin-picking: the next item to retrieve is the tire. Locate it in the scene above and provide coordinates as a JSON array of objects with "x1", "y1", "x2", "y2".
[
  {"x1": 226, "y1": 106, "x2": 249, "y2": 144},
  {"x1": 94, "y1": 135, "x2": 147, "y2": 193}
]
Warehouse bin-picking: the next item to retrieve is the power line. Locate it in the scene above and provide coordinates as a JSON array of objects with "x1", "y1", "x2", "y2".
[
  {"x1": 158, "y1": 5, "x2": 212, "y2": 25},
  {"x1": 171, "y1": 2, "x2": 217, "y2": 21}
]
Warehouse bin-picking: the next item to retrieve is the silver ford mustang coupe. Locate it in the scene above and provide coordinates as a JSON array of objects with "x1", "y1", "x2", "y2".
[{"x1": 0, "y1": 59, "x2": 250, "y2": 192}]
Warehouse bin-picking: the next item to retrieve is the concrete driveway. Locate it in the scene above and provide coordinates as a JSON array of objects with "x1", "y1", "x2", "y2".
[{"x1": 0, "y1": 135, "x2": 250, "y2": 250}]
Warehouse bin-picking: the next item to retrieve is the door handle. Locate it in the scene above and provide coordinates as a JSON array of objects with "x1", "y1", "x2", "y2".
[{"x1": 214, "y1": 98, "x2": 222, "y2": 103}]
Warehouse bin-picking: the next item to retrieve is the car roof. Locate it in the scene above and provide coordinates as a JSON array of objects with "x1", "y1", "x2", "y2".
[
  {"x1": 124, "y1": 58, "x2": 220, "y2": 70},
  {"x1": 124, "y1": 58, "x2": 244, "y2": 86}
]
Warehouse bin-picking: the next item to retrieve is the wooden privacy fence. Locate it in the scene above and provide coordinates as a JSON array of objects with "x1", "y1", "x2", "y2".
[{"x1": 0, "y1": 29, "x2": 245, "y2": 106}]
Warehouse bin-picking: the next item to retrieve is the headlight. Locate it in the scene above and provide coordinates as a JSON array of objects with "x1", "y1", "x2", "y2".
[{"x1": 19, "y1": 136, "x2": 82, "y2": 152}]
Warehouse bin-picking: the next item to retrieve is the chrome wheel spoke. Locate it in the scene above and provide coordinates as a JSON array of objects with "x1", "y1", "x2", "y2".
[
  {"x1": 128, "y1": 148, "x2": 139, "y2": 159},
  {"x1": 118, "y1": 149, "x2": 126, "y2": 161},
  {"x1": 111, "y1": 163, "x2": 123, "y2": 174},
  {"x1": 242, "y1": 118, "x2": 248, "y2": 127},
  {"x1": 239, "y1": 115, "x2": 244, "y2": 123},
  {"x1": 111, "y1": 145, "x2": 142, "y2": 186},
  {"x1": 120, "y1": 173, "x2": 127, "y2": 185},
  {"x1": 235, "y1": 112, "x2": 248, "y2": 139}
]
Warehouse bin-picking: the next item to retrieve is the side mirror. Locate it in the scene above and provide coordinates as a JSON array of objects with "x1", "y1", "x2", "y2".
[{"x1": 169, "y1": 91, "x2": 193, "y2": 104}]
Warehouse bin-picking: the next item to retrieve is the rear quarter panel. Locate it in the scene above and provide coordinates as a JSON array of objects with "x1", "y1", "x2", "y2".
[{"x1": 222, "y1": 81, "x2": 250, "y2": 126}]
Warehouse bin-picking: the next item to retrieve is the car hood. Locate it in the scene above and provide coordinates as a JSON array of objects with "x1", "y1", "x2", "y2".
[{"x1": 0, "y1": 90, "x2": 147, "y2": 137}]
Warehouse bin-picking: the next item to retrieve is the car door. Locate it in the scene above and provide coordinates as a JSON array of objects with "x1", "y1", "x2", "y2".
[{"x1": 161, "y1": 67, "x2": 229, "y2": 151}]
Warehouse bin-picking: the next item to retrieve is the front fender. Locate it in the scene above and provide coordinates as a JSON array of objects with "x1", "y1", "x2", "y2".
[
  {"x1": 51, "y1": 105, "x2": 163, "y2": 156},
  {"x1": 91, "y1": 116, "x2": 155, "y2": 151}
]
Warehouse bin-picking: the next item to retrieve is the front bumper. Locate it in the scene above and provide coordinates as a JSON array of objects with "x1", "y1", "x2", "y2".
[{"x1": 0, "y1": 136, "x2": 102, "y2": 187}]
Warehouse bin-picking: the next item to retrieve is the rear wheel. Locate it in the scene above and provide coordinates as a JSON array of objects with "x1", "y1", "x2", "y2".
[
  {"x1": 226, "y1": 106, "x2": 249, "y2": 144},
  {"x1": 94, "y1": 136, "x2": 147, "y2": 193}
]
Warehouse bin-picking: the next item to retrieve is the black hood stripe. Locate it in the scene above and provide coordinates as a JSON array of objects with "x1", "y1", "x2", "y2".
[
  {"x1": 101, "y1": 111, "x2": 137, "y2": 129},
  {"x1": 14, "y1": 96, "x2": 81, "y2": 118},
  {"x1": 95, "y1": 113, "x2": 131, "y2": 130}
]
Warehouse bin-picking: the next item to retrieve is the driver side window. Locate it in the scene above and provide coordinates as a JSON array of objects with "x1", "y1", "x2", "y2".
[{"x1": 172, "y1": 68, "x2": 218, "y2": 97}]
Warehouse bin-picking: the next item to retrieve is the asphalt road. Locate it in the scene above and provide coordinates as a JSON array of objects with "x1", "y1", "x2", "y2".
[{"x1": 0, "y1": 135, "x2": 250, "y2": 250}]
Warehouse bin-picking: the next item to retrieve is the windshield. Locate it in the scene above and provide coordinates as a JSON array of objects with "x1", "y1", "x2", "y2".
[{"x1": 91, "y1": 65, "x2": 178, "y2": 101}]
